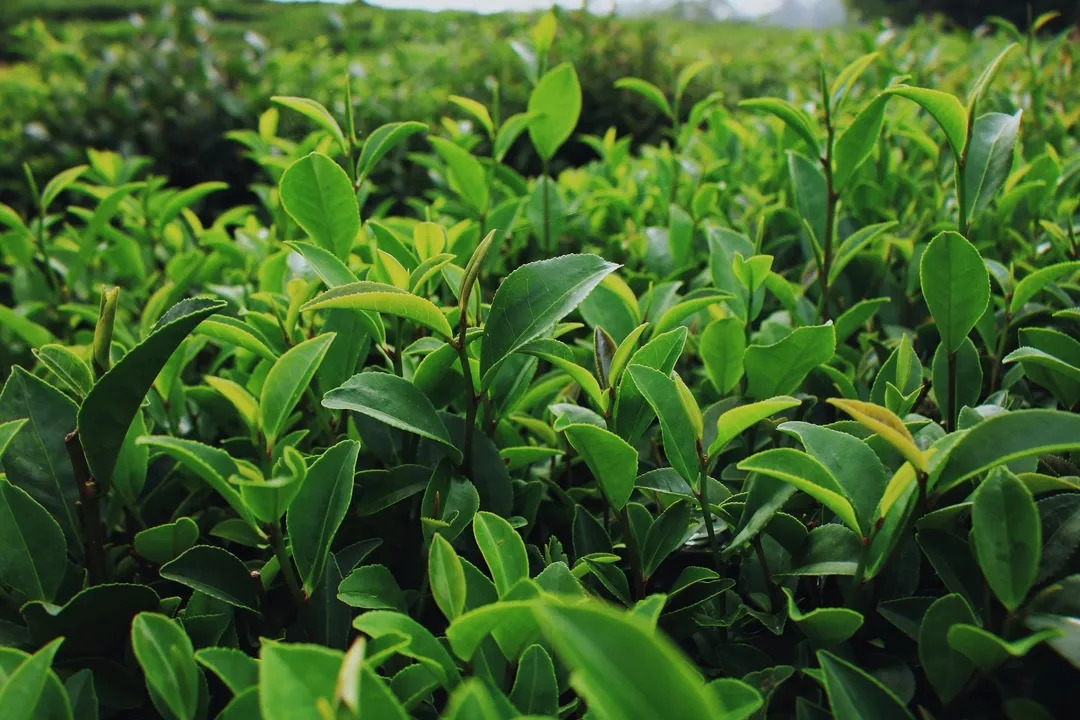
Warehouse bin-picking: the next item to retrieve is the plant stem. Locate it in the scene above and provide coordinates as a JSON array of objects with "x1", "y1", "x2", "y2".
[
  {"x1": 392, "y1": 317, "x2": 404, "y2": 377},
  {"x1": 454, "y1": 314, "x2": 478, "y2": 477},
  {"x1": 616, "y1": 507, "x2": 646, "y2": 601},
  {"x1": 696, "y1": 463, "x2": 722, "y2": 571},
  {"x1": 945, "y1": 348, "x2": 957, "y2": 432},
  {"x1": 65, "y1": 430, "x2": 107, "y2": 585},
  {"x1": 541, "y1": 158, "x2": 552, "y2": 253},
  {"x1": 267, "y1": 521, "x2": 306, "y2": 612},
  {"x1": 819, "y1": 125, "x2": 837, "y2": 322}
]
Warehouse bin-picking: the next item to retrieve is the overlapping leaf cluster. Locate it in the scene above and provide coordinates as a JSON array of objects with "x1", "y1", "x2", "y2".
[{"x1": 0, "y1": 8, "x2": 1078, "y2": 720}]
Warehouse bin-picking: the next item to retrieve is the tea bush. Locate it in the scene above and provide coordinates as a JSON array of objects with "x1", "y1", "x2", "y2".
[{"x1": 0, "y1": 7, "x2": 1079, "y2": 720}]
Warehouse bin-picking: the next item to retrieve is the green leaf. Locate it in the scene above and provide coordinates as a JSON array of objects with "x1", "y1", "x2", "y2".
[
  {"x1": 448, "y1": 96, "x2": 494, "y2": 137},
  {"x1": 738, "y1": 449, "x2": 861, "y2": 536},
  {"x1": 428, "y1": 136, "x2": 489, "y2": 214},
  {"x1": 40, "y1": 164, "x2": 88, "y2": 210},
  {"x1": 157, "y1": 181, "x2": 227, "y2": 233},
  {"x1": 972, "y1": 467, "x2": 1041, "y2": 611},
  {"x1": 352, "y1": 611, "x2": 461, "y2": 690},
  {"x1": 918, "y1": 594, "x2": 977, "y2": 703},
  {"x1": 302, "y1": 281, "x2": 453, "y2": 340},
  {"x1": 932, "y1": 409, "x2": 1080, "y2": 494},
  {"x1": 700, "y1": 317, "x2": 746, "y2": 394},
  {"x1": 519, "y1": 339, "x2": 606, "y2": 411},
  {"x1": 947, "y1": 624, "x2": 1058, "y2": 672},
  {"x1": 137, "y1": 436, "x2": 255, "y2": 528},
  {"x1": 817, "y1": 650, "x2": 913, "y2": 720},
  {"x1": 195, "y1": 316, "x2": 278, "y2": 362},
  {"x1": 64, "y1": 669, "x2": 96, "y2": 720},
  {"x1": 280, "y1": 152, "x2": 359, "y2": 262},
  {"x1": 287, "y1": 440, "x2": 360, "y2": 594},
  {"x1": 259, "y1": 641, "x2": 343, "y2": 719},
  {"x1": 0, "y1": 306, "x2": 55, "y2": 349},
  {"x1": 194, "y1": 647, "x2": 258, "y2": 696},
  {"x1": 564, "y1": 423, "x2": 638, "y2": 510},
  {"x1": 322, "y1": 372, "x2": 460, "y2": 463},
  {"x1": 919, "y1": 230, "x2": 990, "y2": 353},
  {"x1": 0, "y1": 368, "x2": 80, "y2": 550},
  {"x1": 834, "y1": 95, "x2": 887, "y2": 190},
  {"x1": 0, "y1": 479, "x2": 65, "y2": 602},
  {"x1": 963, "y1": 111, "x2": 1022, "y2": 222},
  {"x1": 783, "y1": 587, "x2": 863, "y2": 646},
  {"x1": 509, "y1": 644, "x2": 558, "y2": 716},
  {"x1": 615, "y1": 77, "x2": 673, "y2": 118},
  {"x1": 473, "y1": 511, "x2": 529, "y2": 596},
  {"x1": 829, "y1": 51, "x2": 879, "y2": 108},
  {"x1": 357, "y1": 121, "x2": 428, "y2": 182},
  {"x1": 159, "y1": 545, "x2": 260, "y2": 612},
  {"x1": 966, "y1": 43, "x2": 1018, "y2": 114},
  {"x1": 259, "y1": 333, "x2": 335, "y2": 451},
  {"x1": 527, "y1": 63, "x2": 582, "y2": 161},
  {"x1": 0, "y1": 418, "x2": 26, "y2": 458},
  {"x1": 337, "y1": 564, "x2": 406, "y2": 611},
  {"x1": 829, "y1": 221, "x2": 897, "y2": 284},
  {"x1": 494, "y1": 112, "x2": 536, "y2": 163},
  {"x1": 480, "y1": 254, "x2": 618, "y2": 388},
  {"x1": 1010, "y1": 261, "x2": 1080, "y2": 314},
  {"x1": 271, "y1": 96, "x2": 348, "y2": 156},
  {"x1": 708, "y1": 396, "x2": 801, "y2": 458},
  {"x1": 641, "y1": 500, "x2": 691, "y2": 578},
  {"x1": 134, "y1": 517, "x2": 199, "y2": 564},
  {"x1": 534, "y1": 599, "x2": 729, "y2": 719},
  {"x1": 79, "y1": 297, "x2": 225, "y2": 488},
  {"x1": 429, "y1": 534, "x2": 467, "y2": 620},
  {"x1": 626, "y1": 365, "x2": 701, "y2": 487},
  {"x1": 675, "y1": 59, "x2": 712, "y2": 101},
  {"x1": 0, "y1": 638, "x2": 67, "y2": 720},
  {"x1": 744, "y1": 324, "x2": 835, "y2": 400},
  {"x1": 740, "y1": 97, "x2": 819, "y2": 152},
  {"x1": 887, "y1": 86, "x2": 967, "y2": 157},
  {"x1": 828, "y1": 399, "x2": 927, "y2": 473},
  {"x1": 788, "y1": 151, "x2": 827, "y2": 250},
  {"x1": 131, "y1": 613, "x2": 199, "y2": 720}
]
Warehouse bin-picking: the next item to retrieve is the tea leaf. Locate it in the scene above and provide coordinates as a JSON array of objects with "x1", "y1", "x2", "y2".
[
  {"x1": 527, "y1": 63, "x2": 582, "y2": 161},
  {"x1": 738, "y1": 449, "x2": 861, "y2": 536},
  {"x1": 0, "y1": 479, "x2": 65, "y2": 602},
  {"x1": 302, "y1": 281, "x2": 454, "y2": 340},
  {"x1": 972, "y1": 467, "x2": 1040, "y2": 611},
  {"x1": 480, "y1": 254, "x2": 618, "y2": 388},
  {"x1": 322, "y1": 372, "x2": 461, "y2": 463},
  {"x1": 564, "y1": 423, "x2": 638, "y2": 510},
  {"x1": 160, "y1": 545, "x2": 260, "y2": 612},
  {"x1": 963, "y1": 111, "x2": 1021, "y2": 221},
  {"x1": 287, "y1": 439, "x2": 360, "y2": 594},
  {"x1": 79, "y1": 297, "x2": 225, "y2": 488},
  {"x1": 259, "y1": 333, "x2": 335, "y2": 451},
  {"x1": 280, "y1": 152, "x2": 359, "y2": 261},
  {"x1": 131, "y1": 613, "x2": 199, "y2": 720},
  {"x1": 817, "y1": 650, "x2": 913, "y2": 720},
  {"x1": 473, "y1": 511, "x2": 529, "y2": 596}
]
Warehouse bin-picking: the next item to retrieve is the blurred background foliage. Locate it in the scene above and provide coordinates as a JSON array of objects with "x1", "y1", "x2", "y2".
[{"x1": 1, "y1": 0, "x2": 1076, "y2": 216}]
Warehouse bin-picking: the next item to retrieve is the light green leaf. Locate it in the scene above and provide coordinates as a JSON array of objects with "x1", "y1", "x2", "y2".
[
  {"x1": 271, "y1": 96, "x2": 348, "y2": 156},
  {"x1": 259, "y1": 640, "x2": 343, "y2": 719},
  {"x1": 509, "y1": 644, "x2": 558, "y2": 716},
  {"x1": 0, "y1": 638, "x2": 67, "y2": 720},
  {"x1": 429, "y1": 534, "x2": 467, "y2": 621},
  {"x1": 708, "y1": 396, "x2": 801, "y2": 458},
  {"x1": 626, "y1": 365, "x2": 700, "y2": 488},
  {"x1": 740, "y1": 97, "x2": 819, "y2": 152},
  {"x1": 473, "y1": 511, "x2": 529, "y2": 596},
  {"x1": 744, "y1": 324, "x2": 835, "y2": 400},
  {"x1": 887, "y1": 86, "x2": 967, "y2": 157},
  {"x1": 738, "y1": 448, "x2": 861, "y2": 536},
  {"x1": 287, "y1": 440, "x2": 360, "y2": 594},
  {"x1": 834, "y1": 95, "x2": 887, "y2": 190},
  {"x1": 615, "y1": 77, "x2": 672, "y2": 118},
  {"x1": 133, "y1": 517, "x2": 199, "y2": 565},
  {"x1": 321, "y1": 372, "x2": 461, "y2": 463},
  {"x1": 357, "y1": 121, "x2": 427, "y2": 182},
  {"x1": 428, "y1": 136, "x2": 489, "y2": 214},
  {"x1": 131, "y1": 613, "x2": 199, "y2": 720},
  {"x1": 280, "y1": 152, "x2": 359, "y2": 262},
  {"x1": 527, "y1": 63, "x2": 582, "y2": 161},
  {"x1": 259, "y1": 333, "x2": 335, "y2": 451},
  {"x1": 302, "y1": 281, "x2": 453, "y2": 340},
  {"x1": 564, "y1": 423, "x2": 638, "y2": 510}
]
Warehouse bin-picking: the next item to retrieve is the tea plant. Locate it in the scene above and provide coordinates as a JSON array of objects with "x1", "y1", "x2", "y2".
[{"x1": 0, "y1": 9, "x2": 1078, "y2": 720}]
